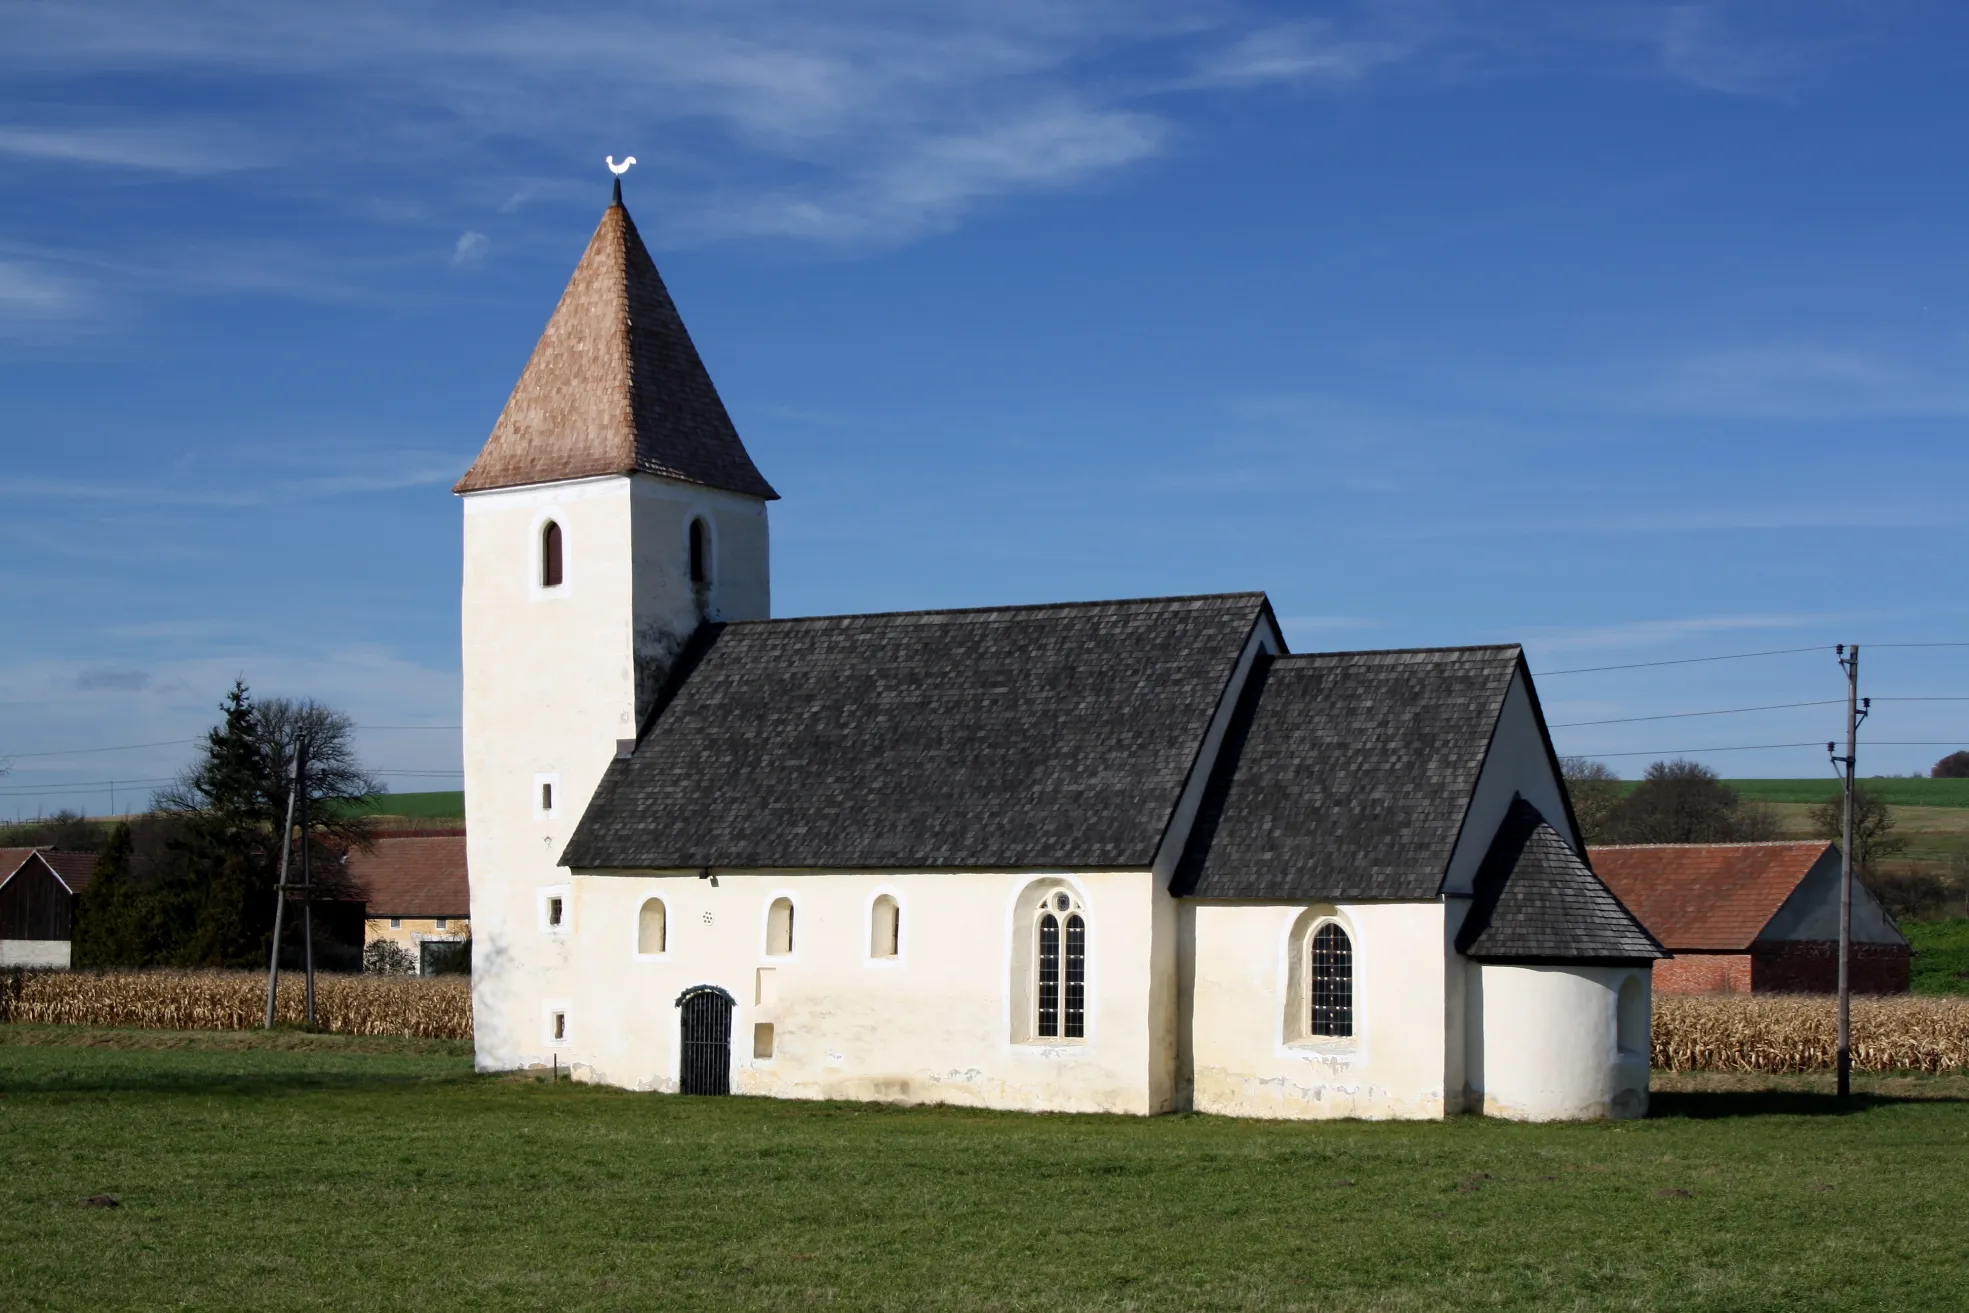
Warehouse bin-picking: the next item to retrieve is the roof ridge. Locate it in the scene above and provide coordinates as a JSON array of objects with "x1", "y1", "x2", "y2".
[
  {"x1": 1589, "y1": 840, "x2": 1829, "y2": 850},
  {"x1": 725, "y1": 591, "x2": 1270, "y2": 628},
  {"x1": 1275, "y1": 642, "x2": 1523, "y2": 661}
]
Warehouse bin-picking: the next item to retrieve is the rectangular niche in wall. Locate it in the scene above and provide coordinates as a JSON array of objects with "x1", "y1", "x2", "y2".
[{"x1": 753, "y1": 1023, "x2": 775, "y2": 1060}]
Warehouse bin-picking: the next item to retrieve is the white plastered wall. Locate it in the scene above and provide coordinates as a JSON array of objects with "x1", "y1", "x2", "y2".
[
  {"x1": 0, "y1": 939, "x2": 70, "y2": 968},
  {"x1": 1185, "y1": 900, "x2": 1450, "y2": 1120},
  {"x1": 550, "y1": 868, "x2": 1168, "y2": 1114},
  {"x1": 1470, "y1": 964, "x2": 1651, "y2": 1120},
  {"x1": 461, "y1": 472, "x2": 768, "y2": 1074}
]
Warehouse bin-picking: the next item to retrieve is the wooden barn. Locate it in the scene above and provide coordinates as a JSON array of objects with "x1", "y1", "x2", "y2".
[
  {"x1": 0, "y1": 848, "x2": 98, "y2": 968},
  {"x1": 1589, "y1": 841, "x2": 1910, "y2": 994}
]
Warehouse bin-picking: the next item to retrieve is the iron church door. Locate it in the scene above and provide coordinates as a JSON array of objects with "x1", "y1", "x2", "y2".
[{"x1": 676, "y1": 986, "x2": 733, "y2": 1095}]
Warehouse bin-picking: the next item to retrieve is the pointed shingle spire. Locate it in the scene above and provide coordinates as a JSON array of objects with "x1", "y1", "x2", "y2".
[{"x1": 455, "y1": 195, "x2": 777, "y2": 499}]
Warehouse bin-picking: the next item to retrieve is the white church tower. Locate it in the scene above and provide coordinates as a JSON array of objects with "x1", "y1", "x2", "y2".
[{"x1": 456, "y1": 180, "x2": 777, "y2": 1070}]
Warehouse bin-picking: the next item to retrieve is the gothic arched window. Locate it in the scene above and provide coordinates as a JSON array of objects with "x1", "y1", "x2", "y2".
[
  {"x1": 1034, "y1": 890, "x2": 1086, "y2": 1039},
  {"x1": 688, "y1": 517, "x2": 709, "y2": 587},
  {"x1": 541, "y1": 520, "x2": 564, "y2": 588},
  {"x1": 1310, "y1": 923, "x2": 1353, "y2": 1038}
]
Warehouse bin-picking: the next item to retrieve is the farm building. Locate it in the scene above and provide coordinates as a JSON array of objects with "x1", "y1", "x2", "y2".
[
  {"x1": 1589, "y1": 841, "x2": 1909, "y2": 994},
  {"x1": 345, "y1": 830, "x2": 470, "y2": 974},
  {"x1": 455, "y1": 185, "x2": 1666, "y2": 1121},
  {"x1": 0, "y1": 848, "x2": 98, "y2": 968}
]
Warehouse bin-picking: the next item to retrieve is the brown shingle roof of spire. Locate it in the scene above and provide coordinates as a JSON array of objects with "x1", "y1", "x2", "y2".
[{"x1": 454, "y1": 197, "x2": 778, "y2": 499}]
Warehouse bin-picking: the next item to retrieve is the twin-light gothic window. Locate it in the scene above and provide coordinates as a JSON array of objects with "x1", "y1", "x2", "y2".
[{"x1": 1035, "y1": 890, "x2": 1087, "y2": 1040}]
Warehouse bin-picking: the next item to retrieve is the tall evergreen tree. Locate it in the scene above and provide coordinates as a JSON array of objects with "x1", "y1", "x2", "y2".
[{"x1": 154, "y1": 680, "x2": 280, "y2": 967}]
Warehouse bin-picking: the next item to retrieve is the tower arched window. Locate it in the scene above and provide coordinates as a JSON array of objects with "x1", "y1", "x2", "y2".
[
  {"x1": 766, "y1": 897, "x2": 794, "y2": 956},
  {"x1": 540, "y1": 520, "x2": 564, "y2": 588},
  {"x1": 870, "y1": 895, "x2": 900, "y2": 959},
  {"x1": 1034, "y1": 890, "x2": 1086, "y2": 1039},
  {"x1": 688, "y1": 517, "x2": 709, "y2": 587},
  {"x1": 638, "y1": 898, "x2": 667, "y2": 955},
  {"x1": 1310, "y1": 923, "x2": 1353, "y2": 1038}
]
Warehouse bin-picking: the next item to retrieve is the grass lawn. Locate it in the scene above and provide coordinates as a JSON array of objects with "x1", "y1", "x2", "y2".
[
  {"x1": 355, "y1": 789, "x2": 464, "y2": 820},
  {"x1": 3, "y1": 1029, "x2": 1968, "y2": 1311},
  {"x1": 1909, "y1": 919, "x2": 1969, "y2": 995}
]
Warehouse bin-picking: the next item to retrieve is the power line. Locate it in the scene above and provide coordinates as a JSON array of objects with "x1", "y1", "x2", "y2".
[
  {"x1": 1534, "y1": 645, "x2": 1827, "y2": 676},
  {"x1": 1551, "y1": 699, "x2": 1841, "y2": 728},
  {"x1": 1580, "y1": 739, "x2": 1968, "y2": 760}
]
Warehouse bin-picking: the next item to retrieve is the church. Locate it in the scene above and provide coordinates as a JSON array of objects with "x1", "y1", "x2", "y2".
[{"x1": 457, "y1": 182, "x2": 1665, "y2": 1122}]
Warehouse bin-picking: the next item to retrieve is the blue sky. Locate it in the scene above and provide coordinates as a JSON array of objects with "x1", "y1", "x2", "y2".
[{"x1": 4, "y1": 0, "x2": 1968, "y2": 816}]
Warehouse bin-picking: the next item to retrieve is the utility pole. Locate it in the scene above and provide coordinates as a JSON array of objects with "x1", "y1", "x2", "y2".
[
  {"x1": 1828, "y1": 646, "x2": 1870, "y2": 1098},
  {"x1": 300, "y1": 743, "x2": 317, "y2": 1029},
  {"x1": 264, "y1": 740, "x2": 305, "y2": 1029}
]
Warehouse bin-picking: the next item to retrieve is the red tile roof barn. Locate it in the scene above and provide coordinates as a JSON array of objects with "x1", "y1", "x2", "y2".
[
  {"x1": 453, "y1": 196, "x2": 777, "y2": 500},
  {"x1": 0, "y1": 848, "x2": 98, "y2": 894},
  {"x1": 1587, "y1": 842, "x2": 1832, "y2": 951},
  {"x1": 345, "y1": 830, "x2": 469, "y2": 919}
]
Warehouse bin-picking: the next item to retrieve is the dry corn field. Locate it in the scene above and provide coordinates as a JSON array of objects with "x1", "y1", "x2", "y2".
[
  {"x1": 1654, "y1": 993, "x2": 1969, "y2": 1073},
  {"x1": 0, "y1": 969, "x2": 472, "y2": 1039}
]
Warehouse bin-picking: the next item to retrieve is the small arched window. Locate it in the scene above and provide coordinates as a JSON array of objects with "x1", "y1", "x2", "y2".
[
  {"x1": 1310, "y1": 923, "x2": 1353, "y2": 1038},
  {"x1": 766, "y1": 897, "x2": 794, "y2": 956},
  {"x1": 688, "y1": 517, "x2": 709, "y2": 587},
  {"x1": 541, "y1": 520, "x2": 564, "y2": 588},
  {"x1": 638, "y1": 898, "x2": 667, "y2": 955},
  {"x1": 870, "y1": 895, "x2": 900, "y2": 959},
  {"x1": 1034, "y1": 890, "x2": 1086, "y2": 1039},
  {"x1": 1617, "y1": 975, "x2": 1649, "y2": 1056}
]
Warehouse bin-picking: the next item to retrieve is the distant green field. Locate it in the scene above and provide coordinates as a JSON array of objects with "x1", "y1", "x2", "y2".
[
  {"x1": 1614, "y1": 778, "x2": 1969, "y2": 808},
  {"x1": 357, "y1": 790, "x2": 464, "y2": 819},
  {"x1": 1908, "y1": 920, "x2": 1969, "y2": 995}
]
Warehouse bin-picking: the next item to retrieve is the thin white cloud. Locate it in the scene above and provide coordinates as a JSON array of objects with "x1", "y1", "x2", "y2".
[
  {"x1": 0, "y1": 123, "x2": 260, "y2": 173},
  {"x1": 1653, "y1": 3, "x2": 1800, "y2": 97},
  {"x1": 1189, "y1": 20, "x2": 1417, "y2": 89},
  {"x1": 450, "y1": 230, "x2": 490, "y2": 266}
]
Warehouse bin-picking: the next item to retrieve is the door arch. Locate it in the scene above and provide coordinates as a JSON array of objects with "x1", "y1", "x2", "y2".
[{"x1": 675, "y1": 985, "x2": 734, "y2": 1095}]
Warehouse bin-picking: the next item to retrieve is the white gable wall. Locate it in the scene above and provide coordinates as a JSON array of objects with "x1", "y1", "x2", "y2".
[{"x1": 1441, "y1": 668, "x2": 1572, "y2": 896}]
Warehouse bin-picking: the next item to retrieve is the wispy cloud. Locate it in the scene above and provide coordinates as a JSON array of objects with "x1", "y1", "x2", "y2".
[
  {"x1": 1652, "y1": 3, "x2": 1802, "y2": 97},
  {"x1": 0, "y1": 260, "x2": 97, "y2": 334},
  {"x1": 0, "y1": 123, "x2": 261, "y2": 173},
  {"x1": 450, "y1": 230, "x2": 489, "y2": 266},
  {"x1": 1189, "y1": 19, "x2": 1420, "y2": 89}
]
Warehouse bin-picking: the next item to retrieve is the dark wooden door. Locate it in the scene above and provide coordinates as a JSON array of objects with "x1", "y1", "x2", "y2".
[{"x1": 677, "y1": 987, "x2": 733, "y2": 1095}]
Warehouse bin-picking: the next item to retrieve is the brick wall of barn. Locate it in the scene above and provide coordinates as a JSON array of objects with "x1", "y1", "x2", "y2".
[
  {"x1": 1654, "y1": 953, "x2": 1754, "y2": 994},
  {"x1": 1751, "y1": 941, "x2": 1910, "y2": 994}
]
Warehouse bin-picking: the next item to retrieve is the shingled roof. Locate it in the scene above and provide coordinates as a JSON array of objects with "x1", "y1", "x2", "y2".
[
  {"x1": 1458, "y1": 798, "x2": 1664, "y2": 962},
  {"x1": 0, "y1": 848, "x2": 96, "y2": 895},
  {"x1": 563, "y1": 593, "x2": 1271, "y2": 872},
  {"x1": 1173, "y1": 646, "x2": 1523, "y2": 900},
  {"x1": 454, "y1": 191, "x2": 777, "y2": 500}
]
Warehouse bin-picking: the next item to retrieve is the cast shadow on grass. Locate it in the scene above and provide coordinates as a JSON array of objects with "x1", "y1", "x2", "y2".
[{"x1": 1649, "y1": 1089, "x2": 1969, "y2": 1119}]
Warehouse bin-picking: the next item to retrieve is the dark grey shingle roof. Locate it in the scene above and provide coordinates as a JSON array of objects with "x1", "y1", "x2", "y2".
[
  {"x1": 1174, "y1": 646, "x2": 1522, "y2": 900},
  {"x1": 1457, "y1": 798, "x2": 1666, "y2": 962},
  {"x1": 563, "y1": 593, "x2": 1269, "y2": 871}
]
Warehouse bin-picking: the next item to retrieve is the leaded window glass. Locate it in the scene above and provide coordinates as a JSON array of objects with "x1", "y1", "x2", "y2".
[
  {"x1": 1310, "y1": 923, "x2": 1353, "y2": 1038},
  {"x1": 1036, "y1": 913, "x2": 1060, "y2": 1038},
  {"x1": 1063, "y1": 914, "x2": 1086, "y2": 1038}
]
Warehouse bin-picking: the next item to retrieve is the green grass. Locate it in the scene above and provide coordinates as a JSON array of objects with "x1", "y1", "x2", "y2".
[
  {"x1": 1909, "y1": 919, "x2": 1969, "y2": 995},
  {"x1": 1612, "y1": 778, "x2": 1969, "y2": 807},
  {"x1": 4, "y1": 1028, "x2": 1969, "y2": 1311},
  {"x1": 355, "y1": 789, "x2": 464, "y2": 819}
]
